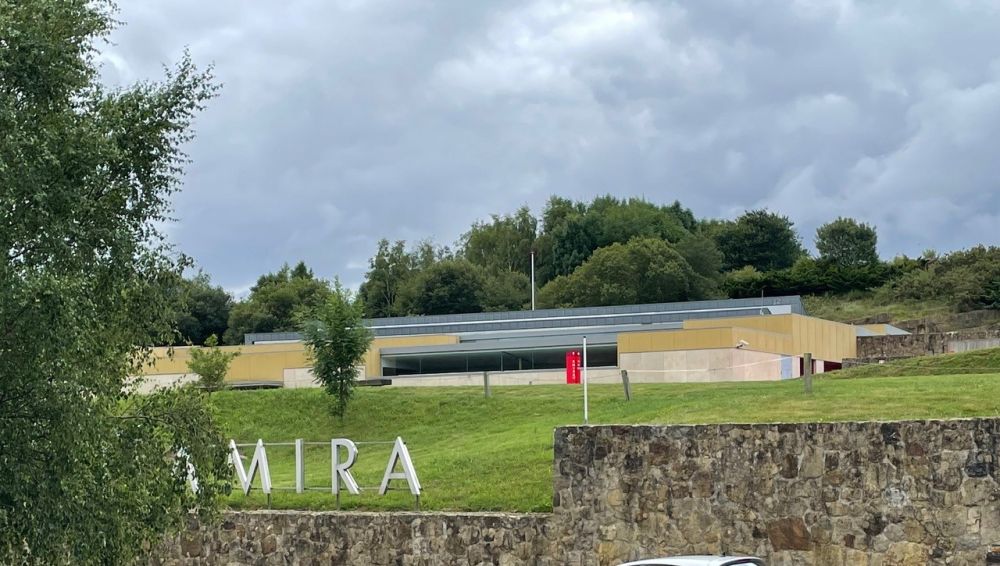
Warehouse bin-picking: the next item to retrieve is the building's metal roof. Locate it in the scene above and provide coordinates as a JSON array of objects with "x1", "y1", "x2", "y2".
[{"x1": 245, "y1": 296, "x2": 805, "y2": 345}]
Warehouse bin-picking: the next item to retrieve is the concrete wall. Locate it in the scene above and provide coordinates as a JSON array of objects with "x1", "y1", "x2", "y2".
[
  {"x1": 387, "y1": 367, "x2": 623, "y2": 387},
  {"x1": 128, "y1": 373, "x2": 199, "y2": 394},
  {"x1": 159, "y1": 418, "x2": 1000, "y2": 565},
  {"x1": 619, "y1": 349, "x2": 800, "y2": 382}
]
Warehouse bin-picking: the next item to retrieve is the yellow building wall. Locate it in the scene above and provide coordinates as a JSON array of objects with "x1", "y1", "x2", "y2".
[
  {"x1": 619, "y1": 327, "x2": 735, "y2": 353},
  {"x1": 684, "y1": 315, "x2": 794, "y2": 335},
  {"x1": 790, "y1": 314, "x2": 857, "y2": 362},
  {"x1": 619, "y1": 326, "x2": 793, "y2": 356},
  {"x1": 144, "y1": 334, "x2": 459, "y2": 382},
  {"x1": 624, "y1": 314, "x2": 856, "y2": 362}
]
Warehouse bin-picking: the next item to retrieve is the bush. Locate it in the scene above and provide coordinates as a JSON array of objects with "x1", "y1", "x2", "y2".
[
  {"x1": 873, "y1": 246, "x2": 1000, "y2": 312},
  {"x1": 187, "y1": 334, "x2": 239, "y2": 392}
]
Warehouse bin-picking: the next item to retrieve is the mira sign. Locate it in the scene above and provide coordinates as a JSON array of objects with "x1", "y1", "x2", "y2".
[{"x1": 228, "y1": 436, "x2": 421, "y2": 497}]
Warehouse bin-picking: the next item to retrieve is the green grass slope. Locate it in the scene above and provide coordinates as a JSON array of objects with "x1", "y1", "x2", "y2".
[
  {"x1": 803, "y1": 294, "x2": 951, "y2": 324},
  {"x1": 212, "y1": 373, "x2": 1000, "y2": 513},
  {"x1": 835, "y1": 347, "x2": 1000, "y2": 379}
]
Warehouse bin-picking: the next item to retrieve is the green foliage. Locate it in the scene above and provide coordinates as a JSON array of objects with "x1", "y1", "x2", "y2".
[
  {"x1": 539, "y1": 195, "x2": 693, "y2": 281},
  {"x1": 675, "y1": 233, "x2": 725, "y2": 299},
  {"x1": 589, "y1": 196, "x2": 689, "y2": 247},
  {"x1": 358, "y1": 239, "x2": 418, "y2": 318},
  {"x1": 462, "y1": 206, "x2": 537, "y2": 275},
  {"x1": 300, "y1": 282, "x2": 374, "y2": 418},
  {"x1": 715, "y1": 209, "x2": 805, "y2": 271},
  {"x1": 404, "y1": 259, "x2": 486, "y2": 315},
  {"x1": 720, "y1": 266, "x2": 766, "y2": 299},
  {"x1": 723, "y1": 257, "x2": 890, "y2": 298},
  {"x1": 0, "y1": 2, "x2": 228, "y2": 562},
  {"x1": 359, "y1": 239, "x2": 452, "y2": 317},
  {"x1": 224, "y1": 261, "x2": 331, "y2": 343},
  {"x1": 874, "y1": 246, "x2": 1000, "y2": 312},
  {"x1": 187, "y1": 334, "x2": 239, "y2": 392},
  {"x1": 174, "y1": 272, "x2": 233, "y2": 345},
  {"x1": 816, "y1": 217, "x2": 879, "y2": 268},
  {"x1": 482, "y1": 270, "x2": 531, "y2": 312},
  {"x1": 548, "y1": 213, "x2": 596, "y2": 280},
  {"x1": 538, "y1": 237, "x2": 700, "y2": 308},
  {"x1": 351, "y1": 196, "x2": 993, "y2": 316}
]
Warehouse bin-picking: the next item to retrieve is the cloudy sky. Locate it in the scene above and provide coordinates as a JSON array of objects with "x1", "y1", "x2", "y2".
[{"x1": 99, "y1": 0, "x2": 1000, "y2": 294}]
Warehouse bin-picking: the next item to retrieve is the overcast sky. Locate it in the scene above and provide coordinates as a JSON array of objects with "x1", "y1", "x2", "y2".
[{"x1": 100, "y1": 0, "x2": 1000, "y2": 294}]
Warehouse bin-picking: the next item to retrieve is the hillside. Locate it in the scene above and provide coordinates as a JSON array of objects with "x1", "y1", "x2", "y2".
[
  {"x1": 804, "y1": 295, "x2": 1000, "y2": 332},
  {"x1": 213, "y1": 373, "x2": 1000, "y2": 513},
  {"x1": 835, "y1": 347, "x2": 1000, "y2": 379}
]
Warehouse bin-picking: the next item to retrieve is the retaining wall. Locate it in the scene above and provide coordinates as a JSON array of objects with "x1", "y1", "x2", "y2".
[
  {"x1": 158, "y1": 418, "x2": 1000, "y2": 565},
  {"x1": 856, "y1": 330, "x2": 1000, "y2": 359}
]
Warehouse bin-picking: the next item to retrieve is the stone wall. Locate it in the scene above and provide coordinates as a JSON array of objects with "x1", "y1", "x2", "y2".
[
  {"x1": 856, "y1": 330, "x2": 1000, "y2": 359},
  {"x1": 153, "y1": 511, "x2": 558, "y2": 566},
  {"x1": 554, "y1": 420, "x2": 1000, "y2": 565},
  {"x1": 159, "y1": 419, "x2": 1000, "y2": 565}
]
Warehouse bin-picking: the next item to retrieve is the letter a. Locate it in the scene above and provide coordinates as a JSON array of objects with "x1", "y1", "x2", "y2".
[
  {"x1": 379, "y1": 437, "x2": 421, "y2": 496},
  {"x1": 230, "y1": 439, "x2": 272, "y2": 495}
]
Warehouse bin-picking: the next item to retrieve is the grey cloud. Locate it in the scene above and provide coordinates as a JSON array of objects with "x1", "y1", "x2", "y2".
[{"x1": 101, "y1": 0, "x2": 1000, "y2": 292}]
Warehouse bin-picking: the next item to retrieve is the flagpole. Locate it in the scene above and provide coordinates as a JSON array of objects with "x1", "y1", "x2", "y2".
[
  {"x1": 582, "y1": 335, "x2": 589, "y2": 425},
  {"x1": 530, "y1": 250, "x2": 536, "y2": 311}
]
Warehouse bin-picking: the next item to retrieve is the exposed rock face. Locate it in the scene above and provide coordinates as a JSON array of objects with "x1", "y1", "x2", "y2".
[{"x1": 157, "y1": 418, "x2": 1000, "y2": 565}]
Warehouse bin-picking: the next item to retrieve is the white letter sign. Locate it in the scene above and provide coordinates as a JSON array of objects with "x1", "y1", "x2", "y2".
[
  {"x1": 379, "y1": 437, "x2": 421, "y2": 496},
  {"x1": 331, "y1": 439, "x2": 361, "y2": 495},
  {"x1": 230, "y1": 439, "x2": 272, "y2": 495},
  {"x1": 226, "y1": 436, "x2": 420, "y2": 500}
]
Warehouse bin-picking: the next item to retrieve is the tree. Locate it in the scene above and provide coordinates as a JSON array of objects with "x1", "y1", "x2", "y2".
[
  {"x1": 537, "y1": 238, "x2": 700, "y2": 308},
  {"x1": 462, "y1": 206, "x2": 537, "y2": 275},
  {"x1": 359, "y1": 239, "x2": 417, "y2": 318},
  {"x1": 549, "y1": 213, "x2": 597, "y2": 279},
  {"x1": 224, "y1": 261, "x2": 331, "y2": 343},
  {"x1": 588, "y1": 196, "x2": 688, "y2": 248},
  {"x1": 815, "y1": 217, "x2": 879, "y2": 268},
  {"x1": 174, "y1": 272, "x2": 233, "y2": 345},
  {"x1": 301, "y1": 283, "x2": 374, "y2": 418},
  {"x1": 482, "y1": 270, "x2": 531, "y2": 312},
  {"x1": 0, "y1": 2, "x2": 229, "y2": 563},
  {"x1": 186, "y1": 334, "x2": 239, "y2": 392},
  {"x1": 715, "y1": 209, "x2": 805, "y2": 271},
  {"x1": 541, "y1": 195, "x2": 692, "y2": 280},
  {"x1": 675, "y1": 233, "x2": 725, "y2": 298},
  {"x1": 404, "y1": 259, "x2": 486, "y2": 315},
  {"x1": 359, "y1": 239, "x2": 451, "y2": 317}
]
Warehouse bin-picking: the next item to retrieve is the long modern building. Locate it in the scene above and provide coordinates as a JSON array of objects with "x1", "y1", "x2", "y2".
[{"x1": 140, "y1": 296, "x2": 907, "y2": 390}]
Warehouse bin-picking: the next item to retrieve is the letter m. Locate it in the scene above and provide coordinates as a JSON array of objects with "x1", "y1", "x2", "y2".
[{"x1": 230, "y1": 439, "x2": 272, "y2": 495}]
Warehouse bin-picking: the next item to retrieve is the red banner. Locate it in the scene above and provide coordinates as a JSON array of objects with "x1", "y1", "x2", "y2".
[{"x1": 565, "y1": 351, "x2": 581, "y2": 384}]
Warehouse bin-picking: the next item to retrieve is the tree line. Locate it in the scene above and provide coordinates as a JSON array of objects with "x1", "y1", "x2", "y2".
[{"x1": 174, "y1": 195, "x2": 999, "y2": 346}]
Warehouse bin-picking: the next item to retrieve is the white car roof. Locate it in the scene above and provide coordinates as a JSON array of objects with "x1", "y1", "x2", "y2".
[{"x1": 618, "y1": 556, "x2": 765, "y2": 566}]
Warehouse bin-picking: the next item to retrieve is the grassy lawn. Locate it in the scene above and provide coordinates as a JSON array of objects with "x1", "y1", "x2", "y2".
[
  {"x1": 836, "y1": 347, "x2": 1000, "y2": 378},
  {"x1": 212, "y1": 370, "x2": 1000, "y2": 513}
]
